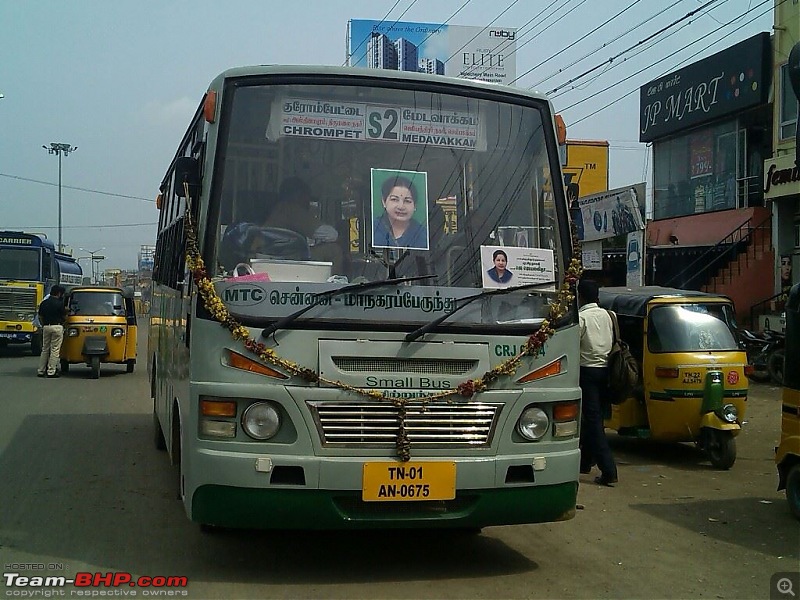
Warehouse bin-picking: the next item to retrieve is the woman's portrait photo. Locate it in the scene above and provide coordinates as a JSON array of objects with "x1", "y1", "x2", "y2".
[
  {"x1": 486, "y1": 249, "x2": 513, "y2": 284},
  {"x1": 781, "y1": 254, "x2": 793, "y2": 290},
  {"x1": 371, "y1": 168, "x2": 429, "y2": 250}
]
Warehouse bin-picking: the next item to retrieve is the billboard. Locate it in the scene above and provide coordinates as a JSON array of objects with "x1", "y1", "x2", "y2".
[
  {"x1": 574, "y1": 185, "x2": 645, "y2": 243},
  {"x1": 346, "y1": 19, "x2": 517, "y2": 85},
  {"x1": 563, "y1": 140, "x2": 609, "y2": 201}
]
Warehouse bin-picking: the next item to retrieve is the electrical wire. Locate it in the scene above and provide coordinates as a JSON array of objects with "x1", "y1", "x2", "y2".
[{"x1": 561, "y1": 0, "x2": 778, "y2": 125}]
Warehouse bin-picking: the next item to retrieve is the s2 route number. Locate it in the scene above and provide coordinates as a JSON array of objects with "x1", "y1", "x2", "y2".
[{"x1": 366, "y1": 107, "x2": 400, "y2": 140}]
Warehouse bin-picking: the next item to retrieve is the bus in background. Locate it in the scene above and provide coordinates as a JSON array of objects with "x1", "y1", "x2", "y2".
[
  {"x1": 0, "y1": 231, "x2": 82, "y2": 355},
  {"x1": 149, "y1": 65, "x2": 580, "y2": 530}
]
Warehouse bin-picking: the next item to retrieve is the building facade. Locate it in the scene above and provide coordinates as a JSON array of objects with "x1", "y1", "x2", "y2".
[
  {"x1": 767, "y1": 0, "x2": 800, "y2": 299},
  {"x1": 639, "y1": 32, "x2": 774, "y2": 324}
]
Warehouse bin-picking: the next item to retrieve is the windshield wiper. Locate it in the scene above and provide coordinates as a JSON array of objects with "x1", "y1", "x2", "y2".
[
  {"x1": 260, "y1": 275, "x2": 437, "y2": 338},
  {"x1": 404, "y1": 281, "x2": 557, "y2": 343}
]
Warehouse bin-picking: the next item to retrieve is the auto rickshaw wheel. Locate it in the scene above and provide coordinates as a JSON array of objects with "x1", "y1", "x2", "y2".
[
  {"x1": 705, "y1": 429, "x2": 736, "y2": 470},
  {"x1": 786, "y1": 463, "x2": 800, "y2": 520},
  {"x1": 126, "y1": 359, "x2": 135, "y2": 373},
  {"x1": 89, "y1": 356, "x2": 100, "y2": 379},
  {"x1": 60, "y1": 359, "x2": 70, "y2": 373}
]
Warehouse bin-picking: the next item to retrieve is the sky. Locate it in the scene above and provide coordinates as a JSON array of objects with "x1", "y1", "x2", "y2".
[{"x1": 0, "y1": 0, "x2": 775, "y2": 270}]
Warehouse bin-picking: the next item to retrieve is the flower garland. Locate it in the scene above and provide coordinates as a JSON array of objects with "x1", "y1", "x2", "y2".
[{"x1": 185, "y1": 207, "x2": 583, "y2": 461}]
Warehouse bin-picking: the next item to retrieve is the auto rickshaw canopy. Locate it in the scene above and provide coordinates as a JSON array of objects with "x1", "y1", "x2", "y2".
[{"x1": 598, "y1": 286, "x2": 734, "y2": 318}]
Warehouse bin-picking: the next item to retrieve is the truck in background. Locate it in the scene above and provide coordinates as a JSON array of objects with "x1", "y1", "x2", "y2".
[{"x1": 0, "y1": 231, "x2": 82, "y2": 354}]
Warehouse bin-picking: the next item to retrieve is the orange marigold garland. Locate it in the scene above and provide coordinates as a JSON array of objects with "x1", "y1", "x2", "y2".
[{"x1": 184, "y1": 206, "x2": 583, "y2": 460}]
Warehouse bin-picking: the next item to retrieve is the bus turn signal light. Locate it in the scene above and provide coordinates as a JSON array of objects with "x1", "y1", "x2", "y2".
[
  {"x1": 200, "y1": 398, "x2": 237, "y2": 417},
  {"x1": 517, "y1": 358, "x2": 563, "y2": 383},
  {"x1": 553, "y1": 401, "x2": 579, "y2": 421},
  {"x1": 227, "y1": 349, "x2": 289, "y2": 379}
]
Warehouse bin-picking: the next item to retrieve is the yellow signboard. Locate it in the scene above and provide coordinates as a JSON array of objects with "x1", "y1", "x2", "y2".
[{"x1": 563, "y1": 140, "x2": 609, "y2": 200}]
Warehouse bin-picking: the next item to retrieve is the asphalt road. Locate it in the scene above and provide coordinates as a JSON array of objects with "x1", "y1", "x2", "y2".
[{"x1": 0, "y1": 332, "x2": 797, "y2": 600}]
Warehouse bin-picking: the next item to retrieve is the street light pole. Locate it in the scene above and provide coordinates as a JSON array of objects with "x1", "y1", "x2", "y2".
[
  {"x1": 43, "y1": 143, "x2": 78, "y2": 252},
  {"x1": 79, "y1": 247, "x2": 105, "y2": 284}
]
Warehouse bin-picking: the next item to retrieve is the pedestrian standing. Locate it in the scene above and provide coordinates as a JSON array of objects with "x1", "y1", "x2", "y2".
[
  {"x1": 37, "y1": 285, "x2": 67, "y2": 378},
  {"x1": 577, "y1": 278, "x2": 618, "y2": 486}
]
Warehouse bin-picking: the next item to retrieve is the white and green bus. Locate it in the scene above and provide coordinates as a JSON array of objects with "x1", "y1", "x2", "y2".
[{"x1": 149, "y1": 65, "x2": 582, "y2": 530}]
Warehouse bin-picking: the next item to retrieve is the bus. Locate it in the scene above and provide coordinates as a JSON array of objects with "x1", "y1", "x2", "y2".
[
  {"x1": 0, "y1": 231, "x2": 82, "y2": 354},
  {"x1": 149, "y1": 65, "x2": 581, "y2": 530}
]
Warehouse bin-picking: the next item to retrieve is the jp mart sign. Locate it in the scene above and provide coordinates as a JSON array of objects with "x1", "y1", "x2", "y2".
[
  {"x1": 763, "y1": 154, "x2": 800, "y2": 200},
  {"x1": 346, "y1": 19, "x2": 517, "y2": 85}
]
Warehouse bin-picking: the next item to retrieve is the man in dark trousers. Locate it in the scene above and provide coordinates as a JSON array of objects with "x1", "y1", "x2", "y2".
[
  {"x1": 37, "y1": 285, "x2": 67, "y2": 378},
  {"x1": 577, "y1": 278, "x2": 618, "y2": 486}
]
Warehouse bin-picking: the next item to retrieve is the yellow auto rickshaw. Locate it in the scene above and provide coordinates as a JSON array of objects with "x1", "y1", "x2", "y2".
[
  {"x1": 598, "y1": 286, "x2": 748, "y2": 469},
  {"x1": 60, "y1": 286, "x2": 137, "y2": 379},
  {"x1": 776, "y1": 282, "x2": 799, "y2": 519}
]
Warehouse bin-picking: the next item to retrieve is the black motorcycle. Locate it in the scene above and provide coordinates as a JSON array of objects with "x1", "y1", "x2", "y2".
[{"x1": 738, "y1": 329, "x2": 785, "y2": 384}]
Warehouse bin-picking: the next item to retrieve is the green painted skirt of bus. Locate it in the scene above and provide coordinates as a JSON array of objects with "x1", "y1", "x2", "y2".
[{"x1": 191, "y1": 482, "x2": 578, "y2": 530}]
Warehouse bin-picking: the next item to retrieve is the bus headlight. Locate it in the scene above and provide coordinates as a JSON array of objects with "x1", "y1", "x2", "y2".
[
  {"x1": 241, "y1": 402, "x2": 281, "y2": 440},
  {"x1": 67, "y1": 327, "x2": 80, "y2": 337},
  {"x1": 517, "y1": 407, "x2": 550, "y2": 441},
  {"x1": 111, "y1": 328, "x2": 124, "y2": 338}
]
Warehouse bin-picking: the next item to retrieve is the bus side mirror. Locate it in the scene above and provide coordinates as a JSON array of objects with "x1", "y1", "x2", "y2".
[{"x1": 174, "y1": 157, "x2": 200, "y2": 198}]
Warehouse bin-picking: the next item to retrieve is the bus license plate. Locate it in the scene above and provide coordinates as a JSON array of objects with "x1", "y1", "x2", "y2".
[{"x1": 362, "y1": 461, "x2": 456, "y2": 502}]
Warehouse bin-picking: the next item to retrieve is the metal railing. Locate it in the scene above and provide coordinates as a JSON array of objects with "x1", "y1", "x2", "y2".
[
  {"x1": 749, "y1": 289, "x2": 788, "y2": 330},
  {"x1": 663, "y1": 213, "x2": 771, "y2": 291}
]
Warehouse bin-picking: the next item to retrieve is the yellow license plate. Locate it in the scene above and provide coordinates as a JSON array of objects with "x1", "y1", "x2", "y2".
[{"x1": 362, "y1": 461, "x2": 456, "y2": 502}]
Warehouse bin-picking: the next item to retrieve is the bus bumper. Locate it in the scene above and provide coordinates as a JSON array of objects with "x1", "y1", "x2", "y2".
[
  {"x1": 188, "y1": 450, "x2": 580, "y2": 530},
  {"x1": 192, "y1": 482, "x2": 577, "y2": 530}
]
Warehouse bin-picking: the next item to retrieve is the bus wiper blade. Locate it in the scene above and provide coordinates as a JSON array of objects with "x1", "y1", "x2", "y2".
[
  {"x1": 404, "y1": 281, "x2": 557, "y2": 343},
  {"x1": 260, "y1": 275, "x2": 437, "y2": 338}
]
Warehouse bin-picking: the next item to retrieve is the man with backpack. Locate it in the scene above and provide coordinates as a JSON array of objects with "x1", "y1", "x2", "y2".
[{"x1": 577, "y1": 278, "x2": 619, "y2": 487}]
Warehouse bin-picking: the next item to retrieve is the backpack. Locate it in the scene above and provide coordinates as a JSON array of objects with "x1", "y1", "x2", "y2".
[{"x1": 605, "y1": 310, "x2": 639, "y2": 405}]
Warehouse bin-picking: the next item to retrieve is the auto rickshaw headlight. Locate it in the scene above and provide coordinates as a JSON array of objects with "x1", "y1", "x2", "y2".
[
  {"x1": 67, "y1": 327, "x2": 80, "y2": 337},
  {"x1": 241, "y1": 402, "x2": 281, "y2": 440},
  {"x1": 111, "y1": 327, "x2": 124, "y2": 338},
  {"x1": 709, "y1": 371, "x2": 723, "y2": 385},
  {"x1": 721, "y1": 403, "x2": 738, "y2": 423},
  {"x1": 517, "y1": 407, "x2": 550, "y2": 441}
]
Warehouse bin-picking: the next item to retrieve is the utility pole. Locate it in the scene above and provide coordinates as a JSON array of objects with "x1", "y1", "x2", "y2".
[{"x1": 43, "y1": 143, "x2": 78, "y2": 252}]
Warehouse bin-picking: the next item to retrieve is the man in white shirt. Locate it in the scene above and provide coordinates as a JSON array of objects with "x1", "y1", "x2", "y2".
[{"x1": 577, "y1": 278, "x2": 618, "y2": 486}]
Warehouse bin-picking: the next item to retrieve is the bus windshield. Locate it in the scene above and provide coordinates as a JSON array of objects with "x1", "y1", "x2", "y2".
[
  {"x1": 211, "y1": 79, "x2": 563, "y2": 328},
  {"x1": 0, "y1": 247, "x2": 40, "y2": 281}
]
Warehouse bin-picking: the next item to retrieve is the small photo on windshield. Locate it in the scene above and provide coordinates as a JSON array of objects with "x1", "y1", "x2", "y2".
[
  {"x1": 480, "y1": 245, "x2": 555, "y2": 289},
  {"x1": 370, "y1": 168, "x2": 429, "y2": 251}
]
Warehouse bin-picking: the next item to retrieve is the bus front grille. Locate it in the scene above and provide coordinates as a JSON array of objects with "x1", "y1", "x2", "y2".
[
  {"x1": 331, "y1": 357, "x2": 477, "y2": 375},
  {"x1": 309, "y1": 402, "x2": 501, "y2": 448},
  {"x1": 0, "y1": 287, "x2": 37, "y2": 320}
]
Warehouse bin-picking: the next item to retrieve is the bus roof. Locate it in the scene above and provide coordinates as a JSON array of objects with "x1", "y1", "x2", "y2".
[
  {"x1": 208, "y1": 64, "x2": 552, "y2": 103},
  {"x1": 598, "y1": 286, "x2": 733, "y2": 317}
]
